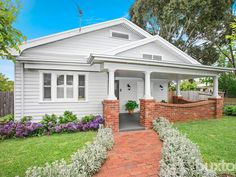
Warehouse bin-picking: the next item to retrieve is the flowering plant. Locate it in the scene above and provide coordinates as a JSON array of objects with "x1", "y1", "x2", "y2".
[{"x1": 0, "y1": 114, "x2": 104, "y2": 139}]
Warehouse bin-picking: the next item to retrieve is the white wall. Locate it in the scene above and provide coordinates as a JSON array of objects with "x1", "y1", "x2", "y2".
[
  {"x1": 118, "y1": 78, "x2": 139, "y2": 113},
  {"x1": 117, "y1": 78, "x2": 168, "y2": 113},
  {"x1": 117, "y1": 42, "x2": 191, "y2": 64},
  {"x1": 21, "y1": 24, "x2": 144, "y2": 63},
  {"x1": 151, "y1": 80, "x2": 168, "y2": 102},
  {"x1": 14, "y1": 63, "x2": 108, "y2": 121}
]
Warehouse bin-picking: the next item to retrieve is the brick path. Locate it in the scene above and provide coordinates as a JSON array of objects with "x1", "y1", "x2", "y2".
[{"x1": 95, "y1": 130, "x2": 162, "y2": 177}]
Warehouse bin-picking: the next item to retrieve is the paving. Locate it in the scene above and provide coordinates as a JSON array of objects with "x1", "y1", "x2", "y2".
[
  {"x1": 94, "y1": 130, "x2": 162, "y2": 177},
  {"x1": 119, "y1": 113, "x2": 145, "y2": 132}
]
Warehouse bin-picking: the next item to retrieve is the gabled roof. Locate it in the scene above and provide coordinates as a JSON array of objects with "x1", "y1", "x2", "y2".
[
  {"x1": 12, "y1": 18, "x2": 152, "y2": 56},
  {"x1": 103, "y1": 35, "x2": 201, "y2": 65}
]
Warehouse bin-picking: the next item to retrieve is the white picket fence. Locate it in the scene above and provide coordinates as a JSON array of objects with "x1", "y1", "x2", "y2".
[
  {"x1": 169, "y1": 91, "x2": 212, "y2": 102},
  {"x1": 180, "y1": 91, "x2": 212, "y2": 101}
]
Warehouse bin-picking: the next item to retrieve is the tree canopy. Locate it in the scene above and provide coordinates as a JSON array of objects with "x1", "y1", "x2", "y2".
[
  {"x1": 129, "y1": 0, "x2": 235, "y2": 65},
  {"x1": 0, "y1": 0, "x2": 25, "y2": 61},
  {"x1": 0, "y1": 73, "x2": 14, "y2": 92}
]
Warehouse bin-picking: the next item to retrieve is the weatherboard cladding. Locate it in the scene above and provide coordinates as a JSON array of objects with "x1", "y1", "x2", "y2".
[{"x1": 14, "y1": 65, "x2": 108, "y2": 120}]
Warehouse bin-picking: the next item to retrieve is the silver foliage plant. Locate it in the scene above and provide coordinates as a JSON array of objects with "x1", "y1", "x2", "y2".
[
  {"x1": 153, "y1": 117, "x2": 217, "y2": 177},
  {"x1": 25, "y1": 127, "x2": 114, "y2": 177}
]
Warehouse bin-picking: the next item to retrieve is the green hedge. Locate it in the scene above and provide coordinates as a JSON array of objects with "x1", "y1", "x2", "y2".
[{"x1": 224, "y1": 105, "x2": 236, "y2": 116}]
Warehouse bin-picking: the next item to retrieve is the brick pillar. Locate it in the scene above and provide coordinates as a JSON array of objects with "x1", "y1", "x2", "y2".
[
  {"x1": 208, "y1": 97, "x2": 224, "y2": 118},
  {"x1": 103, "y1": 100, "x2": 119, "y2": 132},
  {"x1": 173, "y1": 95, "x2": 183, "y2": 104},
  {"x1": 140, "y1": 99, "x2": 156, "y2": 129}
]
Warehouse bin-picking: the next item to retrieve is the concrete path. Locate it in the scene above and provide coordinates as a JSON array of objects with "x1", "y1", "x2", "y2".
[{"x1": 95, "y1": 130, "x2": 162, "y2": 177}]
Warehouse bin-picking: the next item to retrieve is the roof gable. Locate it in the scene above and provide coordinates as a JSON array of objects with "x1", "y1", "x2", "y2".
[
  {"x1": 13, "y1": 18, "x2": 152, "y2": 56},
  {"x1": 103, "y1": 35, "x2": 201, "y2": 65}
]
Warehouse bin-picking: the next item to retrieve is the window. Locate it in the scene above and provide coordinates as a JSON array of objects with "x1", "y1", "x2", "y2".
[
  {"x1": 41, "y1": 72, "x2": 87, "y2": 102},
  {"x1": 142, "y1": 53, "x2": 162, "y2": 61},
  {"x1": 111, "y1": 31, "x2": 129, "y2": 40},
  {"x1": 43, "y1": 73, "x2": 51, "y2": 100},
  {"x1": 143, "y1": 54, "x2": 152, "y2": 60},
  {"x1": 78, "y1": 75, "x2": 85, "y2": 100},
  {"x1": 56, "y1": 74, "x2": 74, "y2": 99}
]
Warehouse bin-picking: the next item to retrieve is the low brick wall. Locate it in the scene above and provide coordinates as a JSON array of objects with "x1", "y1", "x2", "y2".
[
  {"x1": 140, "y1": 97, "x2": 223, "y2": 129},
  {"x1": 103, "y1": 100, "x2": 119, "y2": 132}
]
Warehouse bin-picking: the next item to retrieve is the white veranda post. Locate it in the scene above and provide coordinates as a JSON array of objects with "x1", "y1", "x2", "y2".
[
  {"x1": 213, "y1": 75, "x2": 220, "y2": 98},
  {"x1": 144, "y1": 71, "x2": 153, "y2": 99},
  {"x1": 107, "y1": 69, "x2": 117, "y2": 100},
  {"x1": 176, "y1": 80, "x2": 181, "y2": 97}
]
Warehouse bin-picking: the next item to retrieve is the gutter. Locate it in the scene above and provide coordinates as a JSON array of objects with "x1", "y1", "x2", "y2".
[{"x1": 88, "y1": 54, "x2": 234, "y2": 73}]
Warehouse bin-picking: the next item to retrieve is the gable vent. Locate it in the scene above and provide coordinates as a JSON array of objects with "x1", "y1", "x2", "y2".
[
  {"x1": 143, "y1": 54, "x2": 162, "y2": 61},
  {"x1": 111, "y1": 31, "x2": 129, "y2": 40}
]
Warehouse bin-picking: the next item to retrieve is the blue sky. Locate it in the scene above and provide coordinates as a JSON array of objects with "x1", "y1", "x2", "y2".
[{"x1": 0, "y1": 0, "x2": 134, "y2": 80}]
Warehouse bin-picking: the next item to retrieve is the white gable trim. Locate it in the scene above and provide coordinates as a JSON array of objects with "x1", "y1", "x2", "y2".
[
  {"x1": 12, "y1": 18, "x2": 152, "y2": 56},
  {"x1": 103, "y1": 35, "x2": 201, "y2": 65}
]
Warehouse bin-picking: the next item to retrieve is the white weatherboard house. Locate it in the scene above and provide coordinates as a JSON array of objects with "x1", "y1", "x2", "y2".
[{"x1": 13, "y1": 18, "x2": 230, "y2": 121}]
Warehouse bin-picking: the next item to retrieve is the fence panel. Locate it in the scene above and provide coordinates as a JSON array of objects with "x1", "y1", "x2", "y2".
[
  {"x1": 0, "y1": 92, "x2": 14, "y2": 117},
  {"x1": 224, "y1": 97, "x2": 236, "y2": 105}
]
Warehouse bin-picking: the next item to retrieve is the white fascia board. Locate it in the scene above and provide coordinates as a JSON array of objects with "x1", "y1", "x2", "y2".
[
  {"x1": 103, "y1": 35, "x2": 201, "y2": 65},
  {"x1": 23, "y1": 62, "x2": 101, "y2": 72},
  {"x1": 12, "y1": 18, "x2": 152, "y2": 56},
  {"x1": 90, "y1": 54, "x2": 233, "y2": 73},
  {"x1": 102, "y1": 36, "x2": 159, "y2": 55}
]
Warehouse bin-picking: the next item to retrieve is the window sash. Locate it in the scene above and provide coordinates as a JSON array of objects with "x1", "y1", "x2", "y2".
[
  {"x1": 41, "y1": 72, "x2": 87, "y2": 102},
  {"x1": 78, "y1": 75, "x2": 86, "y2": 100},
  {"x1": 43, "y1": 73, "x2": 51, "y2": 100}
]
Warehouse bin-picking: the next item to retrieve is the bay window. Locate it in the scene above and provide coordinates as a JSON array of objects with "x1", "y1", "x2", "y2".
[{"x1": 41, "y1": 72, "x2": 87, "y2": 102}]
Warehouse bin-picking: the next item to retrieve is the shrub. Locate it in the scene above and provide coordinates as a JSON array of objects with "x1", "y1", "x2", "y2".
[
  {"x1": 82, "y1": 114, "x2": 95, "y2": 123},
  {"x1": 0, "y1": 114, "x2": 14, "y2": 124},
  {"x1": 153, "y1": 117, "x2": 217, "y2": 177},
  {"x1": 0, "y1": 113, "x2": 105, "y2": 139},
  {"x1": 59, "y1": 111, "x2": 77, "y2": 124},
  {"x1": 125, "y1": 100, "x2": 139, "y2": 111},
  {"x1": 25, "y1": 127, "x2": 114, "y2": 177},
  {"x1": 41, "y1": 114, "x2": 58, "y2": 131},
  {"x1": 54, "y1": 115, "x2": 104, "y2": 133},
  {"x1": 0, "y1": 121, "x2": 43, "y2": 139},
  {"x1": 20, "y1": 116, "x2": 32, "y2": 123},
  {"x1": 224, "y1": 105, "x2": 236, "y2": 116}
]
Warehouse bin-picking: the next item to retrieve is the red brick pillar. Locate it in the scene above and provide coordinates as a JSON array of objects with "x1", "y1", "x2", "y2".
[
  {"x1": 103, "y1": 100, "x2": 119, "y2": 132},
  {"x1": 208, "y1": 97, "x2": 224, "y2": 118},
  {"x1": 140, "y1": 99, "x2": 156, "y2": 129},
  {"x1": 173, "y1": 95, "x2": 183, "y2": 104}
]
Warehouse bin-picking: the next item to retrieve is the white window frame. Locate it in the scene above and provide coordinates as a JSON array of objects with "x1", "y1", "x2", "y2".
[
  {"x1": 110, "y1": 30, "x2": 130, "y2": 40},
  {"x1": 39, "y1": 71, "x2": 88, "y2": 103},
  {"x1": 42, "y1": 73, "x2": 52, "y2": 101},
  {"x1": 141, "y1": 52, "x2": 162, "y2": 61}
]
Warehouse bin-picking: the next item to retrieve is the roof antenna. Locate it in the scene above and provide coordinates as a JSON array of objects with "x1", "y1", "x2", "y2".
[{"x1": 72, "y1": 0, "x2": 83, "y2": 32}]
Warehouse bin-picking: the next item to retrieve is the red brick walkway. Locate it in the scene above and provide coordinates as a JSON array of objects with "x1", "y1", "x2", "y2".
[{"x1": 95, "y1": 130, "x2": 162, "y2": 177}]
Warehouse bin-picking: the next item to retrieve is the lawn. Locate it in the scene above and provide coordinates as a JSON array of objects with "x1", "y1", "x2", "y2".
[
  {"x1": 0, "y1": 131, "x2": 96, "y2": 177},
  {"x1": 174, "y1": 116, "x2": 236, "y2": 175}
]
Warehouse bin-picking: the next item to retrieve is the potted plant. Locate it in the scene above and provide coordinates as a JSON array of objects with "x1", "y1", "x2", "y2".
[{"x1": 125, "y1": 100, "x2": 139, "y2": 114}]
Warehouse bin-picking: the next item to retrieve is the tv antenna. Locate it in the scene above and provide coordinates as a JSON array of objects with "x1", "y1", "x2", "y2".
[{"x1": 72, "y1": 0, "x2": 83, "y2": 32}]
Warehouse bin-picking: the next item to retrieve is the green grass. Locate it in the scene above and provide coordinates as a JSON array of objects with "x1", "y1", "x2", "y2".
[
  {"x1": 174, "y1": 116, "x2": 236, "y2": 175},
  {"x1": 0, "y1": 131, "x2": 96, "y2": 177}
]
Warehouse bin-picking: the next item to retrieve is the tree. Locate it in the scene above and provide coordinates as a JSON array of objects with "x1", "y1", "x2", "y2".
[
  {"x1": 129, "y1": 0, "x2": 235, "y2": 65},
  {"x1": 0, "y1": 0, "x2": 25, "y2": 61},
  {"x1": 224, "y1": 19, "x2": 236, "y2": 74},
  {"x1": 0, "y1": 73, "x2": 14, "y2": 91},
  {"x1": 169, "y1": 80, "x2": 197, "y2": 91}
]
